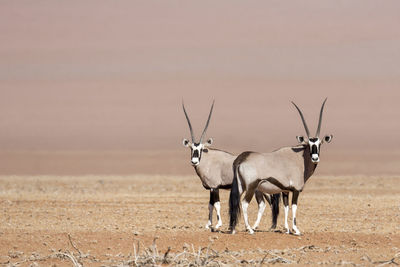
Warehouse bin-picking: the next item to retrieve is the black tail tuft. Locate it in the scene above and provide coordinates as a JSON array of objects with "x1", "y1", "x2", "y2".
[
  {"x1": 229, "y1": 166, "x2": 241, "y2": 232},
  {"x1": 271, "y1": 193, "x2": 280, "y2": 229}
]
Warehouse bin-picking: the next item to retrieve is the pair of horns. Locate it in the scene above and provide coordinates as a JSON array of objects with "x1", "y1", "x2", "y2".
[
  {"x1": 182, "y1": 100, "x2": 215, "y2": 143},
  {"x1": 292, "y1": 98, "x2": 327, "y2": 138}
]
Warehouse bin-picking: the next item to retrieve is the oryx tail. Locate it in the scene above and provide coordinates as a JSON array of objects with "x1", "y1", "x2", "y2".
[
  {"x1": 229, "y1": 164, "x2": 241, "y2": 231},
  {"x1": 271, "y1": 193, "x2": 280, "y2": 228}
]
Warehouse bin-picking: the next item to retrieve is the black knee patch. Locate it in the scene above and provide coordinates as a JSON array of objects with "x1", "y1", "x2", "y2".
[
  {"x1": 209, "y1": 189, "x2": 220, "y2": 205},
  {"x1": 282, "y1": 192, "x2": 289, "y2": 206},
  {"x1": 294, "y1": 218, "x2": 297, "y2": 226}
]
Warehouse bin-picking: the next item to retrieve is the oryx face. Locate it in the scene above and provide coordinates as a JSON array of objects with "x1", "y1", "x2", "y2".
[
  {"x1": 293, "y1": 98, "x2": 333, "y2": 164},
  {"x1": 182, "y1": 138, "x2": 213, "y2": 166},
  {"x1": 308, "y1": 137, "x2": 321, "y2": 163},
  {"x1": 182, "y1": 100, "x2": 215, "y2": 167},
  {"x1": 190, "y1": 143, "x2": 203, "y2": 165}
]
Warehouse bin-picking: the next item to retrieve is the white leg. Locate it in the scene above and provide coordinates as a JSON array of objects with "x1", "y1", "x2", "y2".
[
  {"x1": 241, "y1": 200, "x2": 254, "y2": 234},
  {"x1": 252, "y1": 200, "x2": 266, "y2": 230},
  {"x1": 292, "y1": 204, "x2": 300, "y2": 235},
  {"x1": 284, "y1": 205, "x2": 290, "y2": 234},
  {"x1": 205, "y1": 203, "x2": 213, "y2": 229},
  {"x1": 214, "y1": 201, "x2": 223, "y2": 229}
]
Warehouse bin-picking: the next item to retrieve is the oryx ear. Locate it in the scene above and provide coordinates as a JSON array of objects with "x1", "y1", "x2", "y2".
[
  {"x1": 182, "y1": 138, "x2": 190, "y2": 147},
  {"x1": 206, "y1": 138, "x2": 213, "y2": 146},
  {"x1": 296, "y1": 136, "x2": 305, "y2": 144},
  {"x1": 323, "y1": 134, "x2": 333, "y2": 143}
]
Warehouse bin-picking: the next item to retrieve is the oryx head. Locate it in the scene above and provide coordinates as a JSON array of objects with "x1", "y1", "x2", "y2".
[
  {"x1": 292, "y1": 98, "x2": 333, "y2": 164},
  {"x1": 182, "y1": 100, "x2": 215, "y2": 166}
]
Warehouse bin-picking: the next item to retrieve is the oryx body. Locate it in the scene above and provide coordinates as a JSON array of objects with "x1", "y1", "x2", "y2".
[
  {"x1": 193, "y1": 148, "x2": 235, "y2": 190},
  {"x1": 182, "y1": 101, "x2": 279, "y2": 231},
  {"x1": 229, "y1": 99, "x2": 333, "y2": 235}
]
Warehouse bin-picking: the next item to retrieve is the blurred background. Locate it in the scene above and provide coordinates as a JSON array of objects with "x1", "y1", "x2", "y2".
[{"x1": 1, "y1": 0, "x2": 400, "y2": 175}]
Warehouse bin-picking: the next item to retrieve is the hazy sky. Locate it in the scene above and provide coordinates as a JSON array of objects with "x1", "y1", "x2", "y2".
[{"x1": 1, "y1": 1, "x2": 400, "y2": 151}]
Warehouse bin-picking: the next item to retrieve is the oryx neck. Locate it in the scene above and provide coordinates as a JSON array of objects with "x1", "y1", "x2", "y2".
[{"x1": 302, "y1": 145, "x2": 317, "y2": 181}]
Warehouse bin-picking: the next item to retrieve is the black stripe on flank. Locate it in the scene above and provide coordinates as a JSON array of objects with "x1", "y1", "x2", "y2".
[
  {"x1": 218, "y1": 184, "x2": 232, "y2": 190},
  {"x1": 202, "y1": 184, "x2": 211, "y2": 190},
  {"x1": 265, "y1": 177, "x2": 293, "y2": 191}
]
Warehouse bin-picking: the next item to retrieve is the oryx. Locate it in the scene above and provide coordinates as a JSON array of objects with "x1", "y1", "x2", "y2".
[
  {"x1": 182, "y1": 101, "x2": 280, "y2": 231},
  {"x1": 229, "y1": 99, "x2": 333, "y2": 235}
]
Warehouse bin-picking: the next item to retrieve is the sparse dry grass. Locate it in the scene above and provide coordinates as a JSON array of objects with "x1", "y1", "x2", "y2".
[{"x1": 3, "y1": 236, "x2": 399, "y2": 266}]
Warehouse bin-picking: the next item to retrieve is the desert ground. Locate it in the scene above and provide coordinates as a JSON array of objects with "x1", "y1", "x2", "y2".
[{"x1": 0, "y1": 157, "x2": 399, "y2": 266}]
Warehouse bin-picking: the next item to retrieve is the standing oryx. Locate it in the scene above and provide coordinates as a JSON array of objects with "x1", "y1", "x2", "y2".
[
  {"x1": 229, "y1": 98, "x2": 333, "y2": 235},
  {"x1": 182, "y1": 101, "x2": 280, "y2": 231}
]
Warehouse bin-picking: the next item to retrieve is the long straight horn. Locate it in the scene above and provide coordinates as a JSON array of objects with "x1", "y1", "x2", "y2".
[
  {"x1": 182, "y1": 101, "x2": 195, "y2": 142},
  {"x1": 199, "y1": 100, "x2": 215, "y2": 143},
  {"x1": 316, "y1": 98, "x2": 327, "y2": 137},
  {"x1": 291, "y1": 101, "x2": 310, "y2": 138}
]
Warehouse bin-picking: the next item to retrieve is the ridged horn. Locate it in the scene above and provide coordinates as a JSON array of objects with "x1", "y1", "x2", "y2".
[
  {"x1": 291, "y1": 101, "x2": 310, "y2": 138},
  {"x1": 316, "y1": 98, "x2": 327, "y2": 137},
  {"x1": 199, "y1": 100, "x2": 215, "y2": 143},
  {"x1": 182, "y1": 101, "x2": 195, "y2": 142}
]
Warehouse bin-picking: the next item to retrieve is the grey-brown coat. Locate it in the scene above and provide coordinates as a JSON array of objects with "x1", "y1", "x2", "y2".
[
  {"x1": 182, "y1": 101, "x2": 279, "y2": 230},
  {"x1": 229, "y1": 99, "x2": 333, "y2": 235}
]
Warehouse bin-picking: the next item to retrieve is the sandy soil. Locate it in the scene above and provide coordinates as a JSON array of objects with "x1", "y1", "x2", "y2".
[{"x1": 0, "y1": 174, "x2": 399, "y2": 266}]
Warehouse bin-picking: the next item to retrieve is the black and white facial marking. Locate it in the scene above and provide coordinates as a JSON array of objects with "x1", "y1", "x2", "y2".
[
  {"x1": 297, "y1": 135, "x2": 333, "y2": 164},
  {"x1": 308, "y1": 137, "x2": 321, "y2": 163},
  {"x1": 182, "y1": 138, "x2": 212, "y2": 166},
  {"x1": 190, "y1": 142, "x2": 204, "y2": 166},
  {"x1": 297, "y1": 136, "x2": 322, "y2": 164}
]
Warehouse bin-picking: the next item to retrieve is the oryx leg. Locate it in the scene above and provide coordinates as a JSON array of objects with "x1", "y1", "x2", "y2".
[
  {"x1": 282, "y1": 192, "x2": 290, "y2": 234},
  {"x1": 205, "y1": 189, "x2": 215, "y2": 229},
  {"x1": 252, "y1": 190, "x2": 268, "y2": 230},
  {"x1": 241, "y1": 185, "x2": 257, "y2": 234},
  {"x1": 291, "y1": 190, "x2": 301, "y2": 235},
  {"x1": 212, "y1": 189, "x2": 223, "y2": 229}
]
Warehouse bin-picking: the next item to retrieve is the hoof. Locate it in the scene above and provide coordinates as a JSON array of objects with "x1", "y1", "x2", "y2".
[
  {"x1": 215, "y1": 222, "x2": 222, "y2": 230},
  {"x1": 292, "y1": 230, "x2": 301, "y2": 236},
  {"x1": 229, "y1": 229, "x2": 236, "y2": 235},
  {"x1": 247, "y1": 228, "x2": 255, "y2": 235},
  {"x1": 292, "y1": 226, "x2": 301, "y2": 236}
]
